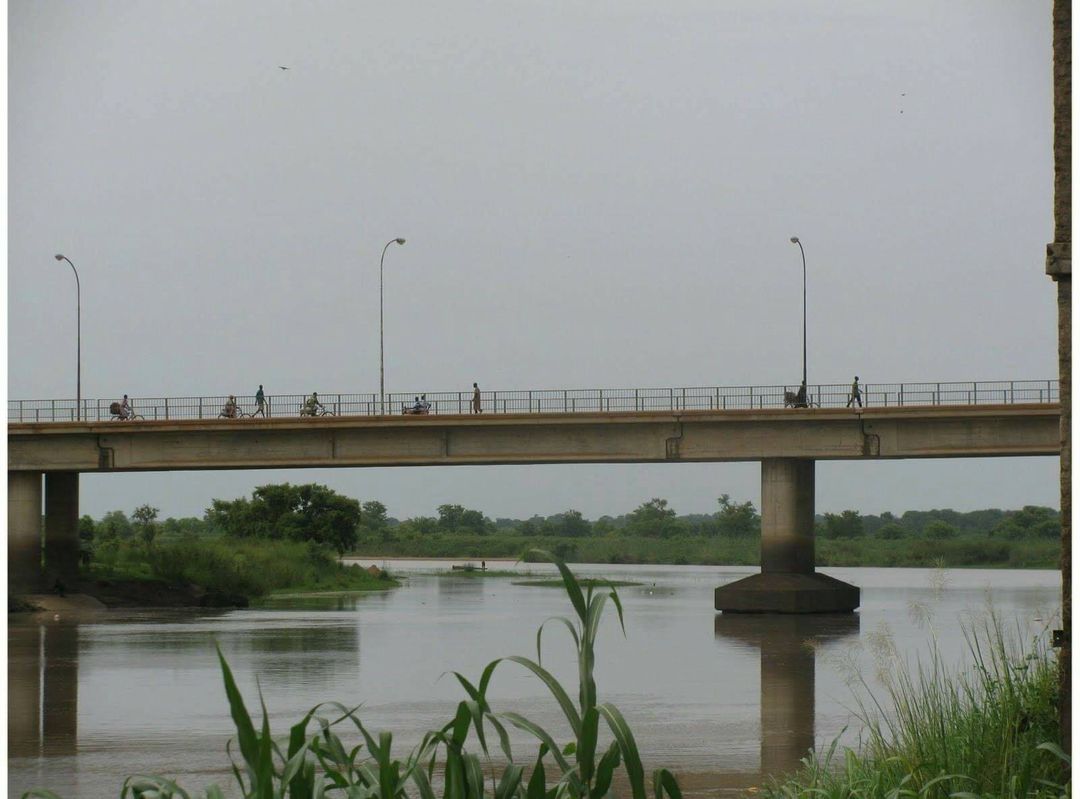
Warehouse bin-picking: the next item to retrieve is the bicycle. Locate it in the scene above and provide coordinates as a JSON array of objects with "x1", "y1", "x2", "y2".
[
  {"x1": 299, "y1": 404, "x2": 335, "y2": 417},
  {"x1": 109, "y1": 402, "x2": 145, "y2": 421}
]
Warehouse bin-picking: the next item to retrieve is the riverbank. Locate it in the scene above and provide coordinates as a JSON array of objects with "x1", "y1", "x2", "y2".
[{"x1": 350, "y1": 534, "x2": 1059, "y2": 568}]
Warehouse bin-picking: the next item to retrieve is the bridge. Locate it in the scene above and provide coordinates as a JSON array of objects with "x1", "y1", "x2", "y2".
[{"x1": 8, "y1": 379, "x2": 1061, "y2": 612}]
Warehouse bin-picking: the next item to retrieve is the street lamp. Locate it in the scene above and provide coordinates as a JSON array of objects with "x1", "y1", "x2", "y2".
[
  {"x1": 789, "y1": 236, "x2": 807, "y2": 395},
  {"x1": 53, "y1": 254, "x2": 82, "y2": 420},
  {"x1": 379, "y1": 237, "x2": 407, "y2": 414}
]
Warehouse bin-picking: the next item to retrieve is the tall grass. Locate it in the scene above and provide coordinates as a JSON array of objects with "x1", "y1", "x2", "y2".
[
  {"x1": 25, "y1": 552, "x2": 683, "y2": 799},
  {"x1": 763, "y1": 616, "x2": 1069, "y2": 799}
]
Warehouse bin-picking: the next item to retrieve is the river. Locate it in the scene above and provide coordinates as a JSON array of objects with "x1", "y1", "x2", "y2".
[{"x1": 8, "y1": 562, "x2": 1059, "y2": 798}]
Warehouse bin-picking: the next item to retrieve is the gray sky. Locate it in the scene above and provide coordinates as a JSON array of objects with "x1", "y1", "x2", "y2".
[{"x1": 9, "y1": 1, "x2": 1060, "y2": 521}]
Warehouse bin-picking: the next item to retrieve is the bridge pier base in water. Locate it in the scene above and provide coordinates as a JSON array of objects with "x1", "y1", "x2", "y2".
[{"x1": 714, "y1": 458, "x2": 860, "y2": 613}]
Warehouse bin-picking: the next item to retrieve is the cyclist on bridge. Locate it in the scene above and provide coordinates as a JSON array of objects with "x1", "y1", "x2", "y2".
[{"x1": 303, "y1": 391, "x2": 325, "y2": 416}]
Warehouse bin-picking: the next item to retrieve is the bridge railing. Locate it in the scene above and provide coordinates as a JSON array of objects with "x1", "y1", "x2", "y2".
[{"x1": 8, "y1": 380, "x2": 1059, "y2": 423}]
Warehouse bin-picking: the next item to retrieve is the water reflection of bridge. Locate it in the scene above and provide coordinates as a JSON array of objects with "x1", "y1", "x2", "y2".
[
  {"x1": 9, "y1": 622, "x2": 79, "y2": 759},
  {"x1": 714, "y1": 613, "x2": 861, "y2": 779},
  {"x1": 9, "y1": 609, "x2": 863, "y2": 792}
]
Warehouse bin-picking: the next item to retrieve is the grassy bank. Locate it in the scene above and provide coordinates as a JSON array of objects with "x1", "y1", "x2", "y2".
[
  {"x1": 763, "y1": 618, "x2": 1067, "y2": 798},
  {"x1": 351, "y1": 533, "x2": 1059, "y2": 568},
  {"x1": 87, "y1": 537, "x2": 398, "y2": 602}
]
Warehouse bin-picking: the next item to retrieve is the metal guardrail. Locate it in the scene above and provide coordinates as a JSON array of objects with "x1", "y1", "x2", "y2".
[{"x1": 7, "y1": 380, "x2": 1060, "y2": 423}]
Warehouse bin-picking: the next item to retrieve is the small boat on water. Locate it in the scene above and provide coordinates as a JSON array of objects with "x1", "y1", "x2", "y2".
[{"x1": 450, "y1": 562, "x2": 487, "y2": 572}]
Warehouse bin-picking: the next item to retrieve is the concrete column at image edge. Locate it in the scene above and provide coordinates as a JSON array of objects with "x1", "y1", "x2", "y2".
[
  {"x1": 760, "y1": 458, "x2": 815, "y2": 574},
  {"x1": 44, "y1": 472, "x2": 80, "y2": 583},
  {"x1": 8, "y1": 471, "x2": 43, "y2": 591}
]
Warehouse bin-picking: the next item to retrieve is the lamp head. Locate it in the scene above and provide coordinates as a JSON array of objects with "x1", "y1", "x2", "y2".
[
  {"x1": 395, "y1": 238, "x2": 406, "y2": 245},
  {"x1": 54, "y1": 254, "x2": 65, "y2": 261},
  {"x1": 789, "y1": 237, "x2": 800, "y2": 244}
]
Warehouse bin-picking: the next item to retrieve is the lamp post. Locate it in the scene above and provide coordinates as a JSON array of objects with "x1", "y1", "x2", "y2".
[
  {"x1": 789, "y1": 237, "x2": 807, "y2": 392},
  {"x1": 54, "y1": 254, "x2": 82, "y2": 420},
  {"x1": 379, "y1": 237, "x2": 407, "y2": 414}
]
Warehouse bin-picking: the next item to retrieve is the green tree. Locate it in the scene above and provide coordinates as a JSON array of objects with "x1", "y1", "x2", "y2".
[
  {"x1": 592, "y1": 518, "x2": 616, "y2": 537},
  {"x1": 821, "y1": 510, "x2": 864, "y2": 539},
  {"x1": 991, "y1": 506, "x2": 1059, "y2": 539},
  {"x1": 98, "y1": 510, "x2": 134, "y2": 541},
  {"x1": 551, "y1": 510, "x2": 591, "y2": 538},
  {"x1": 625, "y1": 498, "x2": 683, "y2": 538},
  {"x1": 360, "y1": 501, "x2": 389, "y2": 533},
  {"x1": 78, "y1": 514, "x2": 96, "y2": 544},
  {"x1": 207, "y1": 483, "x2": 361, "y2": 554},
  {"x1": 925, "y1": 520, "x2": 958, "y2": 540},
  {"x1": 716, "y1": 495, "x2": 760, "y2": 537},
  {"x1": 436, "y1": 504, "x2": 490, "y2": 534},
  {"x1": 132, "y1": 504, "x2": 160, "y2": 547},
  {"x1": 436, "y1": 504, "x2": 466, "y2": 531},
  {"x1": 877, "y1": 522, "x2": 907, "y2": 540}
]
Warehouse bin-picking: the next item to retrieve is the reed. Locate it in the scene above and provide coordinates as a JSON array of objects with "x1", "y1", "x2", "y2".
[{"x1": 762, "y1": 615, "x2": 1068, "y2": 799}]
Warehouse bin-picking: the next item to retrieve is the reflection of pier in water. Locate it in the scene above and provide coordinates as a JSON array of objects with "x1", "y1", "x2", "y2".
[
  {"x1": 714, "y1": 613, "x2": 860, "y2": 781},
  {"x1": 9, "y1": 622, "x2": 79, "y2": 758}
]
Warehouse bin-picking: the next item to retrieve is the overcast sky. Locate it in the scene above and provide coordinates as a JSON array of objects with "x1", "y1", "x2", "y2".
[{"x1": 8, "y1": 1, "x2": 1060, "y2": 521}]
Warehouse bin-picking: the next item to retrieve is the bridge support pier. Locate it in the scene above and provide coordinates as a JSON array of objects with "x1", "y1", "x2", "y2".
[
  {"x1": 8, "y1": 471, "x2": 43, "y2": 592},
  {"x1": 44, "y1": 472, "x2": 80, "y2": 586},
  {"x1": 714, "y1": 458, "x2": 860, "y2": 613}
]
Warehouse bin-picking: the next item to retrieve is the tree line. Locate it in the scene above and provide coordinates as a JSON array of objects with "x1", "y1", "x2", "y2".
[{"x1": 75, "y1": 483, "x2": 1060, "y2": 558}]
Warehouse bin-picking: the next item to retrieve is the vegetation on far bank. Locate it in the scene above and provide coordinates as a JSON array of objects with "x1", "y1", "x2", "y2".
[
  {"x1": 351, "y1": 533, "x2": 1059, "y2": 569},
  {"x1": 74, "y1": 486, "x2": 399, "y2": 604},
  {"x1": 72, "y1": 486, "x2": 1062, "y2": 582}
]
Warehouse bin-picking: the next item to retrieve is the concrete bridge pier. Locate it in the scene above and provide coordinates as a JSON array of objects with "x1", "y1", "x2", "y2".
[
  {"x1": 44, "y1": 472, "x2": 81, "y2": 586},
  {"x1": 714, "y1": 458, "x2": 860, "y2": 613},
  {"x1": 8, "y1": 471, "x2": 43, "y2": 592}
]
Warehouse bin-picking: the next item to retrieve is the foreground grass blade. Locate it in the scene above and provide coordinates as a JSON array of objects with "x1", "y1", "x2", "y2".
[
  {"x1": 215, "y1": 645, "x2": 261, "y2": 787},
  {"x1": 599, "y1": 703, "x2": 647, "y2": 799},
  {"x1": 502, "y1": 655, "x2": 582, "y2": 736}
]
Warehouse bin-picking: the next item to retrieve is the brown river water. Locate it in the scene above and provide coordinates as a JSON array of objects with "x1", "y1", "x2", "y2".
[{"x1": 8, "y1": 562, "x2": 1059, "y2": 798}]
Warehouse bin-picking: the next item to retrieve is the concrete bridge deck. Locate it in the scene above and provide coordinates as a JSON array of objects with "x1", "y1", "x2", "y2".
[
  {"x1": 8, "y1": 402, "x2": 1061, "y2": 612},
  {"x1": 7, "y1": 404, "x2": 1061, "y2": 472}
]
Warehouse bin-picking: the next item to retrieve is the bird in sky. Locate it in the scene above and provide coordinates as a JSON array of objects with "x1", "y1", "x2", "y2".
[{"x1": 278, "y1": 66, "x2": 290, "y2": 71}]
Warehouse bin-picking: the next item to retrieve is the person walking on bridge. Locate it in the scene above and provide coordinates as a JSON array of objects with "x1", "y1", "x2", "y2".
[
  {"x1": 472, "y1": 382, "x2": 482, "y2": 414},
  {"x1": 254, "y1": 384, "x2": 266, "y2": 417},
  {"x1": 847, "y1": 376, "x2": 863, "y2": 408}
]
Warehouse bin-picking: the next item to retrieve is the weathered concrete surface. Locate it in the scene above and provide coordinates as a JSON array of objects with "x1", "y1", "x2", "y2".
[
  {"x1": 760, "y1": 459, "x2": 815, "y2": 574},
  {"x1": 714, "y1": 572, "x2": 860, "y2": 614},
  {"x1": 8, "y1": 471, "x2": 42, "y2": 591},
  {"x1": 44, "y1": 472, "x2": 80, "y2": 584},
  {"x1": 7, "y1": 405, "x2": 1060, "y2": 473}
]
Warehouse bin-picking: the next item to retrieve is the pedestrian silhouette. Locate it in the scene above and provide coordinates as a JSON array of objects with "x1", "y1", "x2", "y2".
[
  {"x1": 847, "y1": 376, "x2": 863, "y2": 408},
  {"x1": 254, "y1": 384, "x2": 266, "y2": 417},
  {"x1": 472, "y1": 382, "x2": 482, "y2": 414}
]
